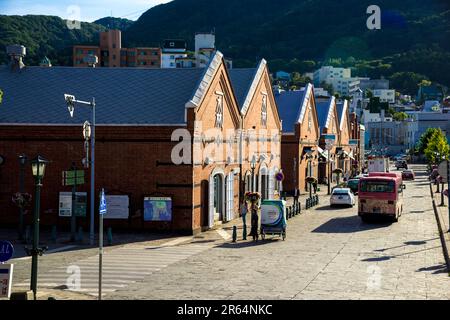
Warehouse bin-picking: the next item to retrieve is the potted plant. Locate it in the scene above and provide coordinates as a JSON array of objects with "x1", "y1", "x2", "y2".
[{"x1": 332, "y1": 168, "x2": 344, "y2": 185}]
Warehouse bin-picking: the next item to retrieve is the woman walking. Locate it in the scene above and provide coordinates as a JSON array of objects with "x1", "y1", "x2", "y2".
[{"x1": 249, "y1": 203, "x2": 259, "y2": 241}]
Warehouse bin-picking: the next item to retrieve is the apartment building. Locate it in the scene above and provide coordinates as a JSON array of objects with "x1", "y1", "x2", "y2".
[{"x1": 73, "y1": 30, "x2": 161, "y2": 68}]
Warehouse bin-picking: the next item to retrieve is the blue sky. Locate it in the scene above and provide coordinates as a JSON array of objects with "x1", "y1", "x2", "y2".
[{"x1": 0, "y1": 0, "x2": 172, "y2": 22}]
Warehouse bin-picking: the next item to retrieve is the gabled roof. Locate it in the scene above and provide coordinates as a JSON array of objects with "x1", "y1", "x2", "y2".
[
  {"x1": 316, "y1": 96, "x2": 335, "y2": 134},
  {"x1": 0, "y1": 65, "x2": 206, "y2": 125},
  {"x1": 228, "y1": 59, "x2": 267, "y2": 115},
  {"x1": 275, "y1": 83, "x2": 313, "y2": 133},
  {"x1": 336, "y1": 100, "x2": 349, "y2": 131}
]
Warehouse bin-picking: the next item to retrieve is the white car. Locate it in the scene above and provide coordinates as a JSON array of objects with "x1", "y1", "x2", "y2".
[{"x1": 330, "y1": 188, "x2": 356, "y2": 207}]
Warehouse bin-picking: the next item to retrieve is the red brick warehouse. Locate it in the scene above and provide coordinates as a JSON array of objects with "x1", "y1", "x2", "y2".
[{"x1": 0, "y1": 50, "x2": 283, "y2": 234}]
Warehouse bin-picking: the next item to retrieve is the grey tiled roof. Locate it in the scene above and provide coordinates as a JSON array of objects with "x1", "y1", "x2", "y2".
[
  {"x1": 228, "y1": 68, "x2": 257, "y2": 109},
  {"x1": 316, "y1": 98, "x2": 333, "y2": 134},
  {"x1": 0, "y1": 66, "x2": 206, "y2": 125},
  {"x1": 274, "y1": 89, "x2": 306, "y2": 133}
]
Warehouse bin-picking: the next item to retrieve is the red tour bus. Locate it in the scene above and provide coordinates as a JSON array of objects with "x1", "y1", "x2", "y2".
[{"x1": 358, "y1": 172, "x2": 406, "y2": 222}]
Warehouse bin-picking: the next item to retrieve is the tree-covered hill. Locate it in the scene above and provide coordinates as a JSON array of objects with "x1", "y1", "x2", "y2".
[
  {"x1": 0, "y1": 15, "x2": 106, "y2": 66},
  {"x1": 0, "y1": 0, "x2": 449, "y2": 92},
  {"x1": 94, "y1": 17, "x2": 134, "y2": 31}
]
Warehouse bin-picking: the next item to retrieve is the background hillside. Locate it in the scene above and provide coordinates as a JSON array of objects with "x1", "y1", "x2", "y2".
[{"x1": 0, "y1": 0, "x2": 449, "y2": 94}]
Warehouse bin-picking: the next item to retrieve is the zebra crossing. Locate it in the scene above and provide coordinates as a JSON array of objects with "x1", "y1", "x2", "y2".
[{"x1": 14, "y1": 240, "x2": 214, "y2": 298}]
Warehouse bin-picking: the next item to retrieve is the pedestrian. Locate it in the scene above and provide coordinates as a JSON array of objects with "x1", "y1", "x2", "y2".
[
  {"x1": 313, "y1": 180, "x2": 318, "y2": 193},
  {"x1": 249, "y1": 203, "x2": 259, "y2": 241},
  {"x1": 240, "y1": 200, "x2": 248, "y2": 226}
]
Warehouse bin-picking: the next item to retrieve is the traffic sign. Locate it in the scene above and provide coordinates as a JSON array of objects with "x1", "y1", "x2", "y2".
[
  {"x1": 438, "y1": 161, "x2": 448, "y2": 183},
  {"x1": 0, "y1": 241, "x2": 14, "y2": 263},
  {"x1": 62, "y1": 170, "x2": 85, "y2": 186},
  {"x1": 99, "y1": 189, "x2": 107, "y2": 215}
]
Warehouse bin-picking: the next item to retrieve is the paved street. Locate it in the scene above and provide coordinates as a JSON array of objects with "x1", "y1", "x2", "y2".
[{"x1": 9, "y1": 164, "x2": 450, "y2": 300}]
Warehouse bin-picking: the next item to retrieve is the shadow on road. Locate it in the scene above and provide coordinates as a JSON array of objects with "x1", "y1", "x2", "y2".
[
  {"x1": 315, "y1": 205, "x2": 353, "y2": 211},
  {"x1": 312, "y1": 215, "x2": 391, "y2": 234},
  {"x1": 417, "y1": 264, "x2": 449, "y2": 275},
  {"x1": 215, "y1": 238, "x2": 282, "y2": 249}
]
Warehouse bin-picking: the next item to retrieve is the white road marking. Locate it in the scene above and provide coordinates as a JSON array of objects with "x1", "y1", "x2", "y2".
[
  {"x1": 216, "y1": 228, "x2": 232, "y2": 240},
  {"x1": 16, "y1": 238, "x2": 213, "y2": 296}
]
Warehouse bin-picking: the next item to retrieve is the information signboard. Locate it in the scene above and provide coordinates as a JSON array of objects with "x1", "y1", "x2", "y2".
[
  {"x1": 0, "y1": 264, "x2": 13, "y2": 299},
  {"x1": 105, "y1": 195, "x2": 129, "y2": 219},
  {"x1": 59, "y1": 192, "x2": 88, "y2": 217},
  {"x1": 144, "y1": 197, "x2": 172, "y2": 222}
]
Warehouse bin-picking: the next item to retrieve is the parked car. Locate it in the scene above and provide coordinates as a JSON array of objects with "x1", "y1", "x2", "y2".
[
  {"x1": 346, "y1": 179, "x2": 360, "y2": 194},
  {"x1": 330, "y1": 188, "x2": 356, "y2": 207},
  {"x1": 395, "y1": 159, "x2": 408, "y2": 170},
  {"x1": 402, "y1": 169, "x2": 415, "y2": 181}
]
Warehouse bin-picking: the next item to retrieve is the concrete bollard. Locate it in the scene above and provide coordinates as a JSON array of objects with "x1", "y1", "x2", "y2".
[
  {"x1": 107, "y1": 227, "x2": 113, "y2": 246},
  {"x1": 232, "y1": 226, "x2": 237, "y2": 242},
  {"x1": 77, "y1": 226, "x2": 83, "y2": 243},
  {"x1": 51, "y1": 225, "x2": 57, "y2": 243}
]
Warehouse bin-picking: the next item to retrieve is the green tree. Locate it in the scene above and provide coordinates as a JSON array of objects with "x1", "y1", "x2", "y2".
[
  {"x1": 320, "y1": 81, "x2": 333, "y2": 96},
  {"x1": 364, "y1": 89, "x2": 373, "y2": 99},
  {"x1": 392, "y1": 112, "x2": 408, "y2": 121},
  {"x1": 424, "y1": 129, "x2": 450, "y2": 163},
  {"x1": 0, "y1": 89, "x2": 3, "y2": 104},
  {"x1": 415, "y1": 127, "x2": 441, "y2": 154},
  {"x1": 389, "y1": 72, "x2": 429, "y2": 96}
]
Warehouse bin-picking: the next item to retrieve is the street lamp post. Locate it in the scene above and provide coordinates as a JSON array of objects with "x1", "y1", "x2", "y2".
[
  {"x1": 30, "y1": 155, "x2": 49, "y2": 300},
  {"x1": 65, "y1": 94, "x2": 96, "y2": 246},
  {"x1": 250, "y1": 156, "x2": 256, "y2": 192},
  {"x1": 18, "y1": 154, "x2": 27, "y2": 241}
]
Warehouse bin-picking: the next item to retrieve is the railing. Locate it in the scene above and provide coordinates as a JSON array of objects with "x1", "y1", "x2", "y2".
[
  {"x1": 305, "y1": 194, "x2": 319, "y2": 209},
  {"x1": 285, "y1": 201, "x2": 301, "y2": 220}
]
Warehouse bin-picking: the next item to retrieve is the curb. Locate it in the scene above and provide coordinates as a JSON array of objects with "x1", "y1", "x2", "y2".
[{"x1": 429, "y1": 182, "x2": 450, "y2": 276}]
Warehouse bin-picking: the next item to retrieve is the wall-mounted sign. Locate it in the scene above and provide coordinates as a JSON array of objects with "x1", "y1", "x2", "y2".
[
  {"x1": 0, "y1": 264, "x2": 13, "y2": 299},
  {"x1": 144, "y1": 197, "x2": 172, "y2": 222},
  {"x1": 105, "y1": 195, "x2": 129, "y2": 219},
  {"x1": 0, "y1": 241, "x2": 14, "y2": 263},
  {"x1": 59, "y1": 192, "x2": 87, "y2": 217}
]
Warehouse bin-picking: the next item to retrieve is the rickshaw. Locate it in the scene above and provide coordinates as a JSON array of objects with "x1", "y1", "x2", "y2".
[{"x1": 260, "y1": 199, "x2": 287, "y2": 240}]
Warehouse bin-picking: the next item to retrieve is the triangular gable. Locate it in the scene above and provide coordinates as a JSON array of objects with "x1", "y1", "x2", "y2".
[
  {"x1": 330, "y1": 99, "x2": 341, "y2": 145},
  {"x1": 338, "y1": 100, "x2": 351, "y2": 141},
  {"x1": 239, "y1": 60, "x2": 282, "y2": 130},
  {"x1": 297, "y1": 83, "x2": 314, "y2": 125},
  {"x1": 304, "y1": 85, "x2": 320, "y2": 138},
  {"x1": 185, "y1": 50, "x2": 241, "y2": 128}
]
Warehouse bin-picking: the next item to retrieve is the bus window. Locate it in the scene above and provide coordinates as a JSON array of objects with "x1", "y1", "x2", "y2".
[{"x1": 360, "y1": 180, "x2": 395, "y2": 193}]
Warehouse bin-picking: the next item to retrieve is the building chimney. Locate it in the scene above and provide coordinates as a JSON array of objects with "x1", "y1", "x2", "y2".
[{"x1": 6, "y1": 45, "x2": 26, "y2": 71}]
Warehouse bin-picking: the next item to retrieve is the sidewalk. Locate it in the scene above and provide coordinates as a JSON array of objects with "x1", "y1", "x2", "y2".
[{"x1": 430, "y1": 183, "x2": 450, "y2": 273}]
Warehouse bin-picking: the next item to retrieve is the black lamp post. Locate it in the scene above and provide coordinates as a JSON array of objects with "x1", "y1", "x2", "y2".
[
  {"x1": 18, "y1": 154, "x2": 27, "y2": 241},
  {"x1": 29, "y1": 155, "x2": 49, "y2": 300},
  {"x1": 250, "y1": 156, "x2": 257, "y2": 192}
]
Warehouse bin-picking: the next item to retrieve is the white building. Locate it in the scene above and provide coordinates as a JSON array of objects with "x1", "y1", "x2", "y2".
[
  {"x1": 195, "y1": 32, "x2": 216, "y2": 68},
  {"x1": 313, "y1": 66, "x2": 351, "y2": 84},
  {"x1": 314, "y1": 87, "x2": 330, "y2": 97},
  {"x1": 161, "y1": 39, "x2": 188, "y2": 68},
  {"x1": 313, "y1": 66, "x2": 360, "y2": 96},
  {"x1": 373, "y1": 89, "x2": 395, "y2": 103}
]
